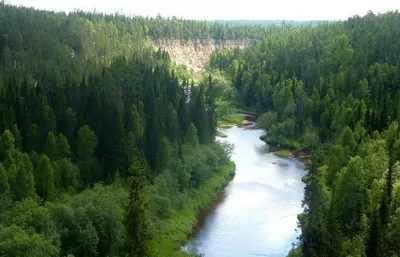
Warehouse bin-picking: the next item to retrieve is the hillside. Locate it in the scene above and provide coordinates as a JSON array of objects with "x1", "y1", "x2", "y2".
[
  {"x1": 0, "y1": 3, "x2": 238, "y2": 257},
  {"x1": 152, "y1": 39, "x2": 251, "y2": 79},
  {"x1": 208, "y1": 11, "x2": 400, "y2": 257},
  {"x1": 1, "y1": 2, "x2": 400, "y2": 257}
]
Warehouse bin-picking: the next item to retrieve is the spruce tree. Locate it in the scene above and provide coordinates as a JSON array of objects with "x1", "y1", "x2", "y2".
[
  {"x1": 0, "y1": 164, "x2": 10, "y2": 196},
  {"x1": 34, "y1": 154, "x2": 55, "y2": 200},
  {"x1": 193, "y1": 85, "x2": 209, "y2": 144},
  {"x1": 125, "y1": 156, "x2": 152, "y2": 257}
]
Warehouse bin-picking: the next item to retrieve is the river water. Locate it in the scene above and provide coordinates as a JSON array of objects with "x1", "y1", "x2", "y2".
[{"x1": 185, "y1": 126, "x2": 306, "y2": 257}]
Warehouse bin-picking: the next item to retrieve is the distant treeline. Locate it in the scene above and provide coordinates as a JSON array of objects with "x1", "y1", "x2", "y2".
[{"x1": 211, "y1": 19, "x2": 325, "y2": 26}]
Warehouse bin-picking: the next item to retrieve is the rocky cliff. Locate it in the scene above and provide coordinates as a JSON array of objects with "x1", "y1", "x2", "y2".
[{"x1": 152, "y1": 39, "x2": 251, "y2": 79}]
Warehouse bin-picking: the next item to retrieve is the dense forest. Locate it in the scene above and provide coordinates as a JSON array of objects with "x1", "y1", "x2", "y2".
[
  {"x1": 212, "y1": 20, "x2": 323, "y2": 27},
  {"x1": 2, "y1": 1, "x2": 400, "y2": 256},
  {"x1": 0, "y1": 3, "x2": 240, "y2": 257},
  {"x1": 208, "y1": 10, "x2": 400, "y2": 257}
]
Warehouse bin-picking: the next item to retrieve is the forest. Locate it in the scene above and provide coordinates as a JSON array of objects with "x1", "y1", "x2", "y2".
[
  {"x1": 0, "y1": 3, "x2": 238, "y2": 257},
  {"x1": 208, "y1": 10, "x2": 400, "y2": 257},
  {"x1": 1, "y1": 1, "x2": 400, "y2": 256}
]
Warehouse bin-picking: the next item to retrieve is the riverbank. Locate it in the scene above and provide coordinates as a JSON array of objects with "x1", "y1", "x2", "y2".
[
  {"x1": 260, "y1": 135, "x2": 312, "y2": 168},
  {"x1": 151, "y1": 162, "x2": 236, "y2": 257},
  {"x1": 218, "y1": 113, "x2": 244, "y2": 128},
  {"x1": 183, "y1": 126, "x2": 306, "y2": 256}
]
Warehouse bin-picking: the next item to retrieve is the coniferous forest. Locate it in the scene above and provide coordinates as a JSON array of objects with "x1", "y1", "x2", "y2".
[
  {"x1": 209, "y1": 11, "x2": 400, "y2": 257},
  {"x1": 1, "y1": 1, "x2": 400, "y2": 257},
  {"x1": 0, "y1": 3, "x2": 236, "y2": 257}
]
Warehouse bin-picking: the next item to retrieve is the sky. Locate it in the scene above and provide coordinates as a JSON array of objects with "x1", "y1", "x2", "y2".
[{"x1": 6, "y1": 0, "x2": 400, "y2": 21}]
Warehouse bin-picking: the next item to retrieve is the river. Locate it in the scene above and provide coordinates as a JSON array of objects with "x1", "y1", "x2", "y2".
[{"x1": 184, "y1": 126, "x2": 306, "y2": 257}]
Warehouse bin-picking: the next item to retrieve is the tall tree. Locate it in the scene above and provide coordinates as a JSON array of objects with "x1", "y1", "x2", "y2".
[
  {"x1": 76, "y1": 125, "x2": 98, "y2": 184},
  {"x1": 124, "y1": 156, "x2": 152, "y2": 257},
  {"x1": 34, "y1": 155, "x2": 55, "y2": 200}
]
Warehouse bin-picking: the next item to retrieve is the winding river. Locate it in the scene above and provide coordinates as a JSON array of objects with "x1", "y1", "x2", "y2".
[{"x1": 185, "y1": 126, "x2": 306, "y2": 257}]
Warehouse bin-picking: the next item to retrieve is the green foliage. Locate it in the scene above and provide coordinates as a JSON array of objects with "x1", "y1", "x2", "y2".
[
  {"x1": 2, "y1": 141, "x2": 36, "y2": 201},
  {"x1": 273, "y1": 150, "x2": 292, "y2": 158},
  {"x1": 0, "y1": 164, "x2": 10, "y2": 196},
  {"x1": 6, "y1": 198, "x2": 60, "y2": 247},
  {"x1": 0, "y1": 225, "x2": 59, "y2": 257},
  {"x1": 155, "y1": 138, "x2": 171, "y2": 174},
  {"x1": 48, "y1": 184, "x2": 128, "y2": 257},
  {"x1": 0, "y1": 3, "x2": 247, "y2": 257},
  {"x1": 52, "y1": 158, "x2": 79, "y2": 190},
  {"x1": 217, "y1": 112, "x2": 244, "y2": 126},
  {"x1": 185, "y1": 123, "x2": 199, "y2": 147},
  {"x1": 149, "y1": 162, "x2": 235, "y2": 256},
  {"x1": 43, "y1": 132, "x2": 57, "y2": 161},
  {"x1": 287, "y1": 248, "x2": 302, "y2": 257},
  {"x1": 0, "y1": 130, "x2": 15, "y2": 153},
  {"x1": 76, "y1": 125, "x2": 98, "y2": 185},
  {"x1": 207, "y1": 10, "x2": 400, "y2": 257},
  {"x1": 34, "y1": 155, "x2": 55, "y2": 200},
  {"x1": 125, "y1": 156, "x2": 152, "y2": 257},
  {"x1": 3, "y1": 2, "x2": 400, "y2": 256}
]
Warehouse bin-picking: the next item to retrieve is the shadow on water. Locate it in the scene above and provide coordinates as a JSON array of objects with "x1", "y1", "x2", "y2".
[{"x1": 190, "y1": 187, "x2": 229, "y2": 237}]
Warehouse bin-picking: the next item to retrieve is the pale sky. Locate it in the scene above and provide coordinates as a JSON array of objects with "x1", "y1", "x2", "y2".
[{"x1": 6, "y1": 0, "x2": 400, "y2": 20}]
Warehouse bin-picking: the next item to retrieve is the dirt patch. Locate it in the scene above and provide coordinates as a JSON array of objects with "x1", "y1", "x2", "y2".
[{"x1": 152, "y1": 39, "x2": 251, "y2": 80}]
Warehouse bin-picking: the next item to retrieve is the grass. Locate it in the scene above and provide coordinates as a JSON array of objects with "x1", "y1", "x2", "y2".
[
  {"x1": 217, "y1": 113, "x2": 244, "y2": 126},
  {"x1": 259, "y1": 135, "x2": 300, "y2": 150},
  {"x1": 273, "y1": 150, "x2": 292, "y2": 158},
  {"x1": 151, "y1": 162, "x2": 236, "y2": 257}
]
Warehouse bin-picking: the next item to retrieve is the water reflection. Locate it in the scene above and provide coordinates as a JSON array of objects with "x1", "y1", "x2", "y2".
[{"x1": 185, "y1": 127, "x2": 306, "y2": 257}]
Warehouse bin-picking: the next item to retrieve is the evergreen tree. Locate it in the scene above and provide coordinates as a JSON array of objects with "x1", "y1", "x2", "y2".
[
  {"x1": 192, "y1": 85, "x2": 209, "y2": 144},
  {"x1": 124, "y1": 156, "x2": 152, "y2": 257},
  {"x1": 155, "y1": 137, "x2": 170, "y2": 174},
  {"x1": 34, "y1": 155, "x2": 55, "y2": 200},
  {"x1": 185, "y1": 123, "x2": 199, "y2": 147},
  {"x1": 26, "y1": 124, "x2": 40, "y2": 153},
  {"x1": 55, "y1": 133, "x2": 71, "y2": 160},
  {"x1": 43, "y1": 132, "x2": 57, "y2": 160},
  {"x1": 76, "y1": 125, "x2": 98, "y2": 184},
  {"x1": 0, "y1": 164, "x2": 10, "y2": 196}
]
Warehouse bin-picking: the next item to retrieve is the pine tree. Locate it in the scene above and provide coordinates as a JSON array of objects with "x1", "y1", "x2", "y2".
[
  {"x1": 192, "y1": 85, "x2": 209, "y2": 144},
  {"x1": 206, "y1": 74, "x2": 217, "y2": 141},
  {"x1": 55, "y1": 133, "x2": 71, "y2": 160},
  {"x1": 76, "y1": 125, "x2": 98, "y2": 184},
  {"x1": 0, "y1": 130, "x2": 15, "y2": 159},
  {"x1": 155, "y1": 137, "x2": 170, "y2": 174},
  {"x1": 10, "y1": 124, "x2": 22, "y2": 150},
  {"x1": 26, "y1": 123, "x2": 40, "y2": 153},
  {"x1": 185, "y1": 123, "x2": 199, "y2": 147},
  {"x1": 0, "y1": 164, "x2": 10, "y2": 195},
  {"x1": 104, "y1": 106, "x2": 125, "y2": 174},
  {"x1": 43, "y1": 131, "x2": 57, "y2": 160},
  {"x1": 59, "y1": 107, "x2": 77, "y2": 149},
  {"x1": 34, "y1": 154, "x2": 55, "y2": 200},
  {"x1": 125, "y1": 156, "x2": 152, "y2": 257}
]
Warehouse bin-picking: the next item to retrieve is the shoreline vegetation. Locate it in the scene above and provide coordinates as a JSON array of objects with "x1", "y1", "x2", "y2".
[
  {"x1": 217, "y1": 119, "x2": 254, "y2": 137},
  {"x1": 217, "y1": 113, "x2": 244, "y2": 127},
  {"x1": 260, "y1": 134, "x2": 313, "y2": 168},
  {"x1": 206, "y1": 12, "x2": 400, "y2": 255},
  {"x1": 151, "y1": 162, "x2": 236, "y2": 257},
  {"x1": 273, "y1": 150, "x2": 292, "y2": 158},
  {"x1": 216, "y1": 130, "x2": 228, "y2": 138},
  {"x1": 216, "y1": 107, "x2": 312, "y2": 167},
  {"x1": 2, "y1": 2, "x2": 400, "y2": 257}
]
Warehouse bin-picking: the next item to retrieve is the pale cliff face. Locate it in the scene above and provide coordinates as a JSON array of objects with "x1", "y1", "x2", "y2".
[{"x1": 152, "y1": 39, "x2": 251, "y2": 79}]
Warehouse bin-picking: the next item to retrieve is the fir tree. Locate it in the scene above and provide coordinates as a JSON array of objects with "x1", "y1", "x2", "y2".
[{"x1": 125, "y1": 156, "x2": 152, "y2": 257}]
